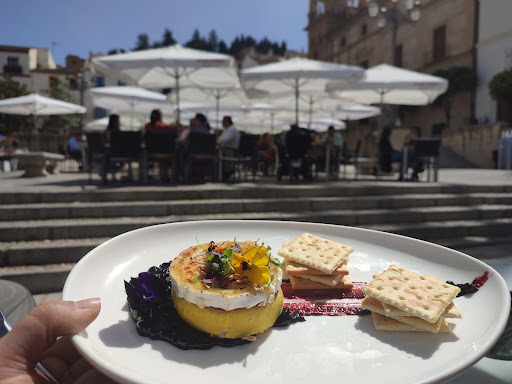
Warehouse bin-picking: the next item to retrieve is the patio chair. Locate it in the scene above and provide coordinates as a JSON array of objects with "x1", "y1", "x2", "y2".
[
  {"x1": 277, "y1": 134, "x2": 312, "y2": 181},
  {"x1": 185, "y1": 133, "x2": 217, "y2": 183},
  {"x1": 108, "y1": 131, "x2": 143, "y2": 183},
  {"x1": 144, "y1": 132, "x2": 177, "y2": 182},
  {"x1": 218, "y1": 133, "x2": 259, "y2": 182},
  {"x1": 86, "y1": 132, "x2": 107, "y2": 184},
  {"x1": 413, "y1": 138, "x2": 441, "y2": 182}
]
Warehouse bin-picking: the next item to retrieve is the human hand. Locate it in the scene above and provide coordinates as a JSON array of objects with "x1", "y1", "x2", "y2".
[{"x1": 0, "y1": 299, "x2": 115, "y2": 384}]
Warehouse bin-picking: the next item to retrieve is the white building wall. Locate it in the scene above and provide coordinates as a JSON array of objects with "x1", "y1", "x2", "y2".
[{"x1": 475, "y1": 0, "x2": 512, "y2": 122}]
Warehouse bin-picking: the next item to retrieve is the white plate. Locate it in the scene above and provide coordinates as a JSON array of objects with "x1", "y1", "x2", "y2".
[{"x1": 62, "y1": 220, "x2": 510, "y2": 384}]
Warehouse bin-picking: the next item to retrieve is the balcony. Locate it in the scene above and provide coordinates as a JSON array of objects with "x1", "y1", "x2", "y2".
[{"x1": 3, "y1": 65, "x2": 22, "y2": 75}]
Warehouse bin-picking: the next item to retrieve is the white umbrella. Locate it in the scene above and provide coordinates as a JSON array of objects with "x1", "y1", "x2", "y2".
[
  {"x1": 87, "y1": 86, "x2": 173, "y2": 118},
  {"x1": 84, "y1": 116, "x2": 145, "y2": 132},
  {"x1": 91, "y1": 45, "x2": 238, "y2": 123},
  {"x1": 0, "y1": 93, "x2": 86, "y2": 115},
  {"x1": 241, "y1": 57, "x2": 364, "y2": 123},
  {"x1": 0, "y1": 93, "x2": 86, "y2": 150},
  {"x1": 171, "y1": 86, "x2": 249, "y2": 129},
  {"x1": 326, "y1": 63, "x2": 448, "y2": 105}
]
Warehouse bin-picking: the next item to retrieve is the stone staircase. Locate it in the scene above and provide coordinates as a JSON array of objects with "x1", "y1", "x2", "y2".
[{"x1": 1, "y1": 182, "x2": 512, "y2": 294}]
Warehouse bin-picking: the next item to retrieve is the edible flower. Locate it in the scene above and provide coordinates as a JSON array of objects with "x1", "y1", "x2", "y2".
[{"x1": 232, "y1": 245, "x2": 271, "y2": 286}]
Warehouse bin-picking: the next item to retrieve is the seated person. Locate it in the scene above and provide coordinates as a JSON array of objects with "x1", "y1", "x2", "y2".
[
  {"x1": 144, "y1": 109, "x2": 178, "y2": 182},
  {"x1": 217, "y1": 115, "x2": 240, "y2": 182},
  {"x1": 279, "y1": 124, "x2": 313, "y2": 181},
  {"x1": 378, "y1": 127, "x2": 403, "y2": 179},
  {"x1": 67, "y1": 133, "x2": 84, "y2": 170},
  {"x1": 321, "y1": 125, "x2": 343, "y2": 177},
  {"x1": 256, "y1": 133, "x2": 277, "y2": 175},
  {"x1": 403, "y1": 126, "x2": 424, "y2": 181}
]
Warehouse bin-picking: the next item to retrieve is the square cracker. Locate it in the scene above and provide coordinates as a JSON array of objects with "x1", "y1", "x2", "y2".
[
  {"x1": 290, "y1": 275, "x2": 353, "y2": 290},
  {"x1": 285, "y1": 259, "x2": 349, "y2": 276},
  {"x1": 381, "y1": 301, "x2": 461, "y2": 319},
  {"x1": 362, "y1": 297, "x2": 445, "y2": 333},
  {"x1": 371, "y1": 312, "x2": 452, "y2": 333},
  {"x1": 363, "y1": 265, "x2": 460, "y2": 323},
  {"x1": 299, "y1": 273, "x2": 344, "y2": 287},
  {"x1": 278, "y1": 233, "x2": 353, "y2": 274}
]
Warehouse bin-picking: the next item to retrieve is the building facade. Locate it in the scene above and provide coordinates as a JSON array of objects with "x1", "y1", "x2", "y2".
[
  {"x1": 474, "y1": 0, "x2": 512, "y2": 124},
  {"x1": 306, "y1": 0, "x2": 478, "y2": 135}
]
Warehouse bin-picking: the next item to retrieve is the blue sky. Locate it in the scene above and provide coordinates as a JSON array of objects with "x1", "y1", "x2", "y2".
[{"x1": 2, "y1": 0, "x2": 309, "y2": 66}]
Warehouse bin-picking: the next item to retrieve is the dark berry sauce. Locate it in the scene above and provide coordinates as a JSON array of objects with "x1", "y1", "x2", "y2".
[{"x1": 447, "y1": 271, "x2": 490, "y2": 297}]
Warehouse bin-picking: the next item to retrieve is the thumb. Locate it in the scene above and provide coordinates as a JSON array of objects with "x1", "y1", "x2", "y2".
[{"x1": 0, "y1": 298, "x2": 100, "y2": 369}]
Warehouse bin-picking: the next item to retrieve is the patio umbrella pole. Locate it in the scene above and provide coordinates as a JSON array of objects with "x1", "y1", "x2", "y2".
[
  {"x1": 175, "y1": 71, "x2": 181, "y2": 124},
  {"x1": 295, "y1": 78, "x2": 299, "y2": 125}
]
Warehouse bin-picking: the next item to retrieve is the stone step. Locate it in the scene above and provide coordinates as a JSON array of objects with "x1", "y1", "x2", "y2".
[
  {"x1": 0, "y1": 238, "x2": 108, "y2": 266},
  {"x1": 0, "y1": 183, "x2": 510, "y2": 205},
  {"x1": 1, "y1": 193, "x2": 512, "y2": 221},
  {"x1": 0, "y1": 263, "x2": 74, "y2": 294},
  {"x1": 1, "y1": 204, "x2": 512, "y2": 242}
]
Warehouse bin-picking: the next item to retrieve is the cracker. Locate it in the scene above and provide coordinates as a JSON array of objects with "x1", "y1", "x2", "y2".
[
  {"x1": 381, "y1": 301, "x2": 462, "y2": 319},
  {"x1": 278, "y1": 233, "x2": 353, "y2": 274},
  {"x1": 371, "y1": 312, "x2": 452, "y2": 333},
  {"x1": 299, "y1": 273, "x2": 344, "y2": 287},
  {"x1": 362, "y1": 265, "x2": 460, "y2": 323},
  {"x1": 290, "y1": 275, "x2": 353, "y2": 290},
  {"x1": 361, "y1": 297, "x2": 445, "y2": 333},
  {"x1": 285, "y1": 259, "x2": 349, "y2": 276}
]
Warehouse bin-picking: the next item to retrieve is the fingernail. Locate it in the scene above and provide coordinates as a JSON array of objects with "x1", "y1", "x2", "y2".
[{"x1": 75, "y1": 298, "x2": 101, "y2": 310}]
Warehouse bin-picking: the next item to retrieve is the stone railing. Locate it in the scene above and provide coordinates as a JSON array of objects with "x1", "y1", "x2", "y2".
[{"x1": 441, "y1": 122, "x2": 509, "y2": 168}]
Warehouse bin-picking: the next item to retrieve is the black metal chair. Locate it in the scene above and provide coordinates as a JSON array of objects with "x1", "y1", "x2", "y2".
[
  {"x1": 144, "y1": 132, "x2": 177, "y2": 182},
  {"x1": 277, "y1": 134, "x2": 312, "y2": 181},
  {"x1": 108, "y1": 131, "x2": 143, "y2": 183},
  {"x1": 185, "y1": 133, "x2": 217, "y2": 183},
  {"x1": 86, "y1": 132, "x2": 107, "y2": 184},
  {"x1": 413, "y1": 138, "x2": 441, "y2": 182},
  {"x1": 218, "y1": 133, "x2": 259, "y2": 182}
]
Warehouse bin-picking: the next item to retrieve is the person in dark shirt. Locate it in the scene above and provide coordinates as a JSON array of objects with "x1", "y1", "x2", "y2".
[{"x1": 378, "y1": 127, "x2": 403, "y2": 178}]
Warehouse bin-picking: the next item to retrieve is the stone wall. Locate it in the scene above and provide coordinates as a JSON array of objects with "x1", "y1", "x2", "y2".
[{"x1": 441, "y1": 122, "x2": 508, "y2": 168}]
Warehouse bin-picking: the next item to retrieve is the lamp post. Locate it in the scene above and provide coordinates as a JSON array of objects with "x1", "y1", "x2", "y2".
[{"x1": 366, "y1": 0, "x2": 421, "y2": 65}]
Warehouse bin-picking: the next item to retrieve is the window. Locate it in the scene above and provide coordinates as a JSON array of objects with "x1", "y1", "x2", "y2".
[
  {"x1": 95, "y1": 76, "x2": 105, "y2": 87},
  {"x1": 361, "y1": 24, "x2": 367, "y2": 36},
  {"x1": 69, "y1": 78, "x2": 79, "y2": 90},
  {"x1": 395, "y1": 44, "x2": 403, "y2": 67},
  {"x1": 340, "y1": 37, "x2": 346, "y2": 48},
  {"x1": 316, "y1": 1, "x2": 325, "y2": 15},
  {"x1": 7, "y1": 57, "x2": 19, "y2": 67},
  {"x1": 433, "y1": 25, "x2": 446, "y2": 61},
  {"x1": 4, "y1": 57, "x2": 22, "y2": 74},
  {"x1": 94, "y1": 108, "x2": 107, "y2": 118},
  {"x1": 117, "y1": 80, "x2": 125, "y2": 86}
]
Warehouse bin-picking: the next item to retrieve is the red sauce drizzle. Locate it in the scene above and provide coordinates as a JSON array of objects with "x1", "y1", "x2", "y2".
[
  {"x1": 282, "y1": 280, "x2": 367, "y2": 316},
  {"x1": 472, "y1": 271, "x2": 490, "y2": 289}
]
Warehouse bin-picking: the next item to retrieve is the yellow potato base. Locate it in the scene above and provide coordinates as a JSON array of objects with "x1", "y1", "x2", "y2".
[{"x1": 171, "y1": 289, "x2": 284, "y2": 339}]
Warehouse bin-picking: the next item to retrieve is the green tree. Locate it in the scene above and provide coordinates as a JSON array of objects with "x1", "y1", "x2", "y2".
[
  {"x1": 108, "y1": 48, "x2": 126, "y2": 55},
  {"x1": 432, "y1": 66, "x2": 477, "y2": 129},
  {"x1": 40, "y1": 78, "x2": 80, "y2": 132},
  {"x1": 218, "y1": 40, "x2": 228, "y2": 53},
  {"x1": 0, "y1": 76, "x2": 30, "y2": 133},
  {"x1": 207, "y1": 30, "x2": 219, "y2": 52},
  {"x1": 161, "y1": 28, "x2": 177, "y2": 46},
  {"x1": 489, "y1": 68, "x2": 512, "y2": 101},
  {"x1": 185, "y1": 29, "x2": 209, "y2": 51},
  {"x1": 133, "y1": 34, "x2": 150, "y2": 51}
]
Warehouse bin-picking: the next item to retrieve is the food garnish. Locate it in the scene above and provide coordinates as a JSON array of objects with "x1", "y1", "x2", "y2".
[{"x1": 197, "y1": 240, "x2": 281, "y2": 288}]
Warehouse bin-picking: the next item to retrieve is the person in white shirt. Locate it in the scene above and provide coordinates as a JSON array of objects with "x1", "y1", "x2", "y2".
[
  {"x1": 218, "y1": 116, "x2": 240, "y2": 150},
  {"x1": 218, "y1": 116, "x2": 240, "y2": 182}
]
